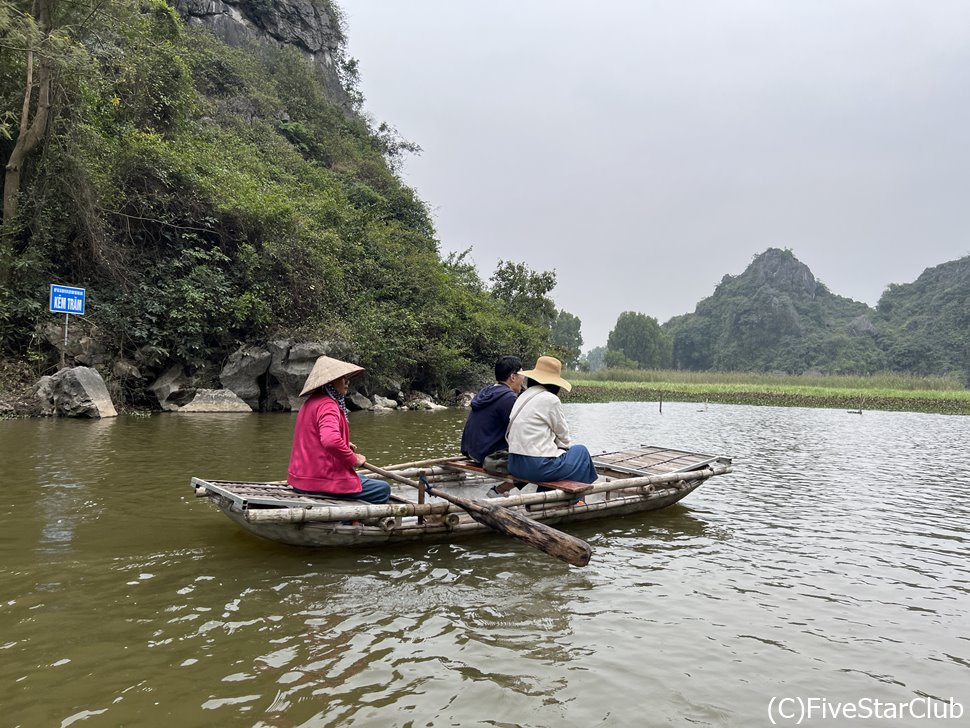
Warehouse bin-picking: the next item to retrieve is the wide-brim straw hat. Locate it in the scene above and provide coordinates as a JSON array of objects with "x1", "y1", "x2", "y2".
[
  {"x1": 521, "y1": 355, "x2": 572, "y2": 392},
  {"x1": 299, "y1": 356, "x2": 365, "y2": 396}
]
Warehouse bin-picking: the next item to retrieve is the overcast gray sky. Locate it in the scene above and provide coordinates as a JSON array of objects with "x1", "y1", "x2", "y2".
[{"x1": 343, "y1": 1, "x2": 970, "y2": 350}]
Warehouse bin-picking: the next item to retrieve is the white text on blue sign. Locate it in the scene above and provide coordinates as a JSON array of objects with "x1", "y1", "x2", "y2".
[{"x1": 50, "y1": 285, "x2": 86, "y2": 315}]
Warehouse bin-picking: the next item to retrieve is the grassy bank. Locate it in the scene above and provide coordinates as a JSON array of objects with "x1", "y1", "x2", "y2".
[{"x1": 566, "y1": 370, "x2": 970, "y2": 415}]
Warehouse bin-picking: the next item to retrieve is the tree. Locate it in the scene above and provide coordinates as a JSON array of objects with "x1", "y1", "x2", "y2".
[
  {"x1": 550, "y1": 308, "x2": 582, "y2": 368},
  {"x1": 1, "y1": 0, "x2": 52, "y2": 287},
  {"x1": 489, "y1": 260, "x2": 557, "y2": 329},
  {"x1": 604, "y1": 348, "x2": 638, "y2": 369},
  {"x1": 606, "y1": 311, "x2": 672, "y2": 369},
  {"x1": 1, "y1": 0, "x2": 151, "y2": 287},
  {"x1": 581, "y1": 345, "x2": 606, "y2": 372},
  {"x1": 443, "y1": 248, "x2": 484, "y2": 292}
]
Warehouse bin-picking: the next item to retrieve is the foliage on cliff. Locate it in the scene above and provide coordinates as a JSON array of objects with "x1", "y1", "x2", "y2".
[
  {"x1": 0, "y1": 0, "x2": 578, "y2": 395},
  {"x1": 874, "y1": 255, "x2": 970, "y2": 380}
]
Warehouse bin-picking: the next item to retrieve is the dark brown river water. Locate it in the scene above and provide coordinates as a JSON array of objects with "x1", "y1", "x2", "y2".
[{"x1": 2, "y1": 403, "x2": 969, "y2": 727}]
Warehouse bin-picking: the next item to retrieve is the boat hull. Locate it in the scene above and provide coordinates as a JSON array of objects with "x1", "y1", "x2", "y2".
[
  {"x1": 192, "y1": 447, "x2": 732, "y2": 552},
  {"x1": 208, "y1": 478, "x2": 706, "y2": 549}
]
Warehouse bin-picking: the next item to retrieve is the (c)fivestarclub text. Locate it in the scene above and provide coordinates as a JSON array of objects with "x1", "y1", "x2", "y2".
[{"x1": 767, "y1": 696, "x2": 964, "y2": 724}]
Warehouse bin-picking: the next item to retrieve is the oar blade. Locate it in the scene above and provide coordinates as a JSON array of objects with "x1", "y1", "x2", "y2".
[
  {"x1": 465, "y1": 501, "x2": 592, "y2": 567},
  {"x1": 362, "y1": 462, "x2": 592, "y2": 567}
]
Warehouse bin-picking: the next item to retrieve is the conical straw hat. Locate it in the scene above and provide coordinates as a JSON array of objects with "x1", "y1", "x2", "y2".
[{"x1": 299, "y1": 356, "x2": 365, "y2": 396}]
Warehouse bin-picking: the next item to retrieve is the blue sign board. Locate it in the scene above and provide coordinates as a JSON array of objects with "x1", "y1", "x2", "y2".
[{"x1": 50, "y1": 284, "x2": 86, "y2": 315}]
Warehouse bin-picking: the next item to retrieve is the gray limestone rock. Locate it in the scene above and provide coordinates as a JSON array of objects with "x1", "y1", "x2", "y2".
[
  {"x1": 346, "y1": 391, "x2": 372, "y2": 411},
  {"x1": 219, "y1": 345, "x2": 272, "y2": 409},
  {"x1": 269, "y1": 341, "x2": 330, "y2": 410},
  {"x1": 149, "y1": 365, "x2": 196, "y2": 411},
  {"x1": 112, "y1": 360, "x2": 143, "y2": 381},
  {"x1": 404, "y1": 391, "x2": 447, "y2": 411},
  {"x1": 371, "y1": 394, "x2": 398, "y2": 409},
  {"x1": 44, "y1": 366, "x2": 118, "y2": 418},
  {"x1": 174, "y1": 0, "x2": 348, "y2": 105},
  {"x1": 847, "y1": 315, "x2": 878, "y2": 337},
  {"x1": 179, "y1": 389, "x2": 253, "y2": 412},
  {"x1": 42, "y1": 322, "x2": 109, "y2": 368},
  {"x1": 34, "y1": 375, "x2": 55, "y2": 416}
]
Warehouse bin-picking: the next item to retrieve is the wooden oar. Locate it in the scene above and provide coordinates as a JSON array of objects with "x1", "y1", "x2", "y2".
[{"x1": 362, "y1": 463, "x2": 592, "y2": 567}]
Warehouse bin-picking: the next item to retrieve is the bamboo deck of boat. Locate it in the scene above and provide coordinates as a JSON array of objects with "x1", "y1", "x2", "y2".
[{"x1": 191, "y1": 446, "x2": 732, "y2": 550}]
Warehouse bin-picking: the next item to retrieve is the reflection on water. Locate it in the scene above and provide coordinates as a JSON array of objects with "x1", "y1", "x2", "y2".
[
  {"x1": 37, "y1": 483, "x2": 82, "y2": 551},
  {"x1": 1, "y1": 404, "x2": 969, "y2": 726}
]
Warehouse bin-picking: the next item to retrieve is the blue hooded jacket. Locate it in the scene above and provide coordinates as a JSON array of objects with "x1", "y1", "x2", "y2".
[{"x1": 459, "y1": 383, "x2": 518, "y2": 463}]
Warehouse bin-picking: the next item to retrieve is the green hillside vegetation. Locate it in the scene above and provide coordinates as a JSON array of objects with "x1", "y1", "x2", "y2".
[
  {"x1": 0, "y1": 0, "x2": 580, "y2": 399},
  {"x1": 875, "y1": 256, "x2": 970, "y2": 378},
  {"x1": 664, "y1": 248, "x2": 886, "y2": 375},
  {"x1": 653, "y1": 248, "x2": 969, "y2": 385}
]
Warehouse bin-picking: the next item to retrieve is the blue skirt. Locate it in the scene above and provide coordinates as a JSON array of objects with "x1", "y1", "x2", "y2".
[{"x1": 508, "y1": 444, "x2": 597, "y2": 484}]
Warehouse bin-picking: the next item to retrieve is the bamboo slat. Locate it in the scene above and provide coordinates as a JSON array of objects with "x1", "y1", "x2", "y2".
[
  {"x1": 242, "y1": 497, "x2": 454, "y2": 524},
  {"x1": 593, "y1": 446, "x2": 710, "y2": 473},
  {"x1": 480, "y1": 464, "x2": 733, "y2": 509}
]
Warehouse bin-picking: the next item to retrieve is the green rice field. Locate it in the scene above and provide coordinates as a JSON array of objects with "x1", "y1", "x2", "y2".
[{"x1": 566, "y1": 370, "x2": 970, "y2": 415}]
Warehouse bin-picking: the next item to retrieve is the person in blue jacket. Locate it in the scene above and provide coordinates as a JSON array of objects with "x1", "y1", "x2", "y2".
[{"x1": 460, "y1": 356, "x2": 523, "y2": 465}]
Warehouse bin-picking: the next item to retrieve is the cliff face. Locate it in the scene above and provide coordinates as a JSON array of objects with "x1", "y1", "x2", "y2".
[
  {"x1": 740, "y1": 247, "x2": 820, "y2": 300},
  {"x1": 175, "y1": 0, "x2": 348, "y2": 104}
]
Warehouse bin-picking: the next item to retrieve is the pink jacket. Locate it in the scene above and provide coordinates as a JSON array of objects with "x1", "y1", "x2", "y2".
[{"x1": 287, "y1": 391, "x2": 361, "y2": 493}]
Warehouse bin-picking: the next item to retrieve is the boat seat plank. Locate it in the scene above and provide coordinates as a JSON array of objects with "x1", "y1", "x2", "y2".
[
  {"x1": 443, "y1": 459, "x2": 510, "y2": 477},
  {"x1": 542, "y1": 479, "x2": 593, "y2": 494}
]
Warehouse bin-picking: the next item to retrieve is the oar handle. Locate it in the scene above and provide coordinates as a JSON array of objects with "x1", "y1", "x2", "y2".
[{"x1": 363, "y1": 462, "x2": 423, "y2": 490}]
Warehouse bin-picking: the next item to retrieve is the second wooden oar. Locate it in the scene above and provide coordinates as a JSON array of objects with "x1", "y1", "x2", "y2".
[{"x1": 362, "y1": 463, "x2": 592, "y2": 567}]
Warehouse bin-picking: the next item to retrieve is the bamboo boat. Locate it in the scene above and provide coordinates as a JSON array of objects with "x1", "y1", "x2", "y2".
[{"x1": 191, "y1": 446, "x2": 733, "y2": 553}]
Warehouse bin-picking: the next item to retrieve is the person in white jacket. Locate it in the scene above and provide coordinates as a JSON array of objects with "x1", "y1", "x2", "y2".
[{"x1": 506, "y1": 356, "x2": 597, "y2": 487}]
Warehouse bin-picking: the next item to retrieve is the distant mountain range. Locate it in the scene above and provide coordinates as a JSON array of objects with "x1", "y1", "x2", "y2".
[{"x1": 663, "y1": 248, "x2": 970, "y2": 382}]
